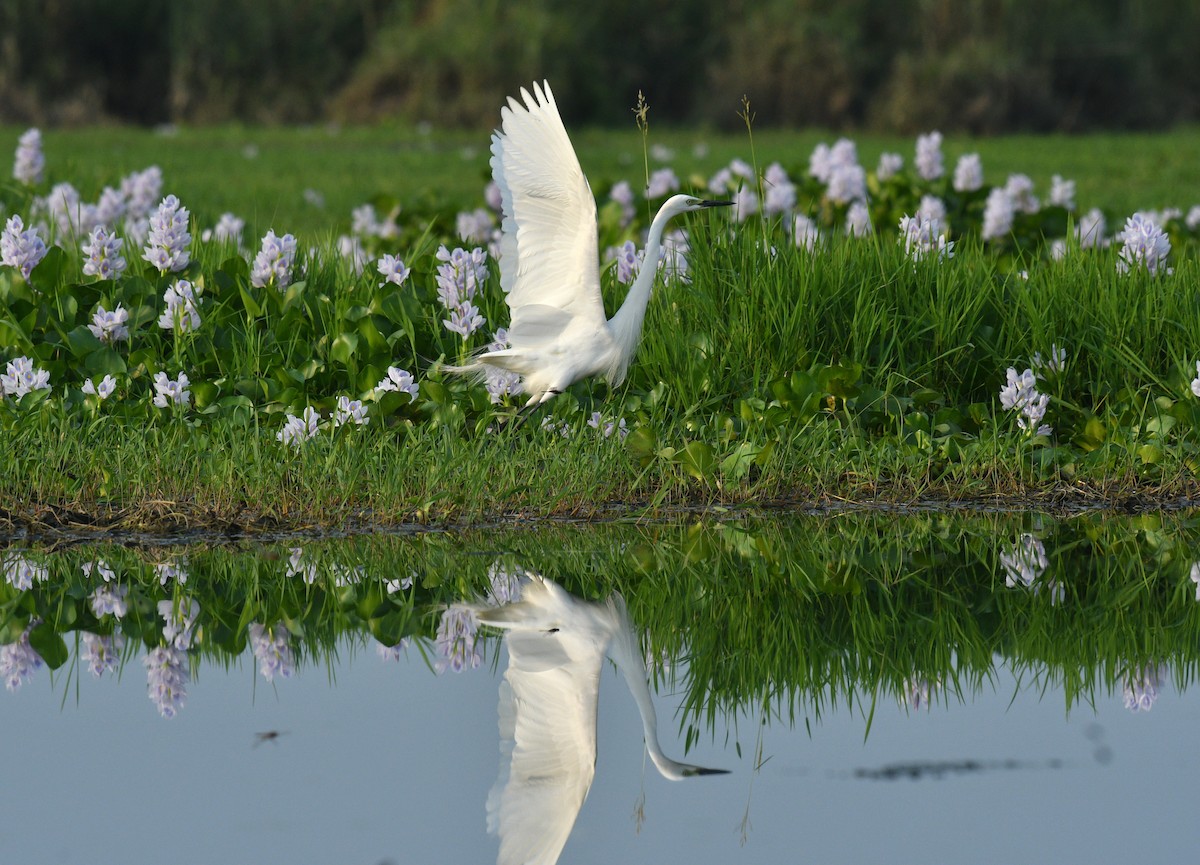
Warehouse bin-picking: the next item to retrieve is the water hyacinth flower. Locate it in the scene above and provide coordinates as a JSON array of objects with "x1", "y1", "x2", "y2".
[
  {"x1": 981, "y1": 188, "x2": 1015, "y2": 242},
  {"x1": 646, "y1": 167, "x2": 679, "y2": 199},
  {"x1": 89, "y1": 583, "x2": 129, "y2": 618},
  {"x1": 845, "y1": 201, "x2": 872, "y2": 237},
  {"x1": 152, "y1": 371, "x2": 191, "y2": 409},
  {"x1": 587, "y1": 411, "x2": 629, "y2": 440},
  {"x1": 144, "y1": 646, "x2": 188, "y2": 718},
  {"x1": 82, "y1": 559, "x2": 117, "y2": 582},
  {"x1": 1189, "y1": 561, "x2": 1200, "y2": 601},
  {"x1": 436, "y1": 245, "x2": 489, "y2": 340},
  {"x1": 376, "y1": 638, "x2": 412, "y2": 661},
  {"x1": 540, "y1": 416, "x2": 572, "y2": 438},
  {"x1": 333, "y1": 396, "x2": 369, "y2": 427},
  {"x1": 1116, "y1": 213, "x2": 1171, "y2": 276},
  {"x1": 456, "y1": 207, "x2": 495, "y2": 244},
  {"x1": 94, "y1": 186, "x2": 126, "y2": 229},
  {"x1": 486, "y1": 562, "x2": 523, "y2": 607},
  {"x1": 1, "y1": 356, "x2": 51, "y2": 400},
  {"x1": 1, "y1": 626, "x2": 43, "y2": 692},
  {"x1": 731, "y1": 185, "x2": 759, "y2": 223},
  {"x1": 82, "y1": 374, "x2": 117, "y2": 401},
  {"x1": 794, "y1": 214, "x2": 822, "y2": 251},
  {"x1": 1076, "y1": 208, "x2": 1106, "y2": 248},
  {"x1": 337, "y1": 234, "x2": 369, "y2": 274},
  {"x1": 917, "y1": 195, "x2": 947, "y2": 226},
  {"x1": 1031, "y1": 344, "x2": 1067, "y2": 379},
  {"x1": 435, "y1": 606, "x2": 482, "y2": 673},
  {"x1": 41, "y1": 181, "x2": 99, "y2": 237},
  {"x1": 1, "y1": 215, "x2": 48, "y2": 279},
  {"x1": 277, "y1": 406, "x2": 321, "y2": 447},
  {"x1": 375, "y1": 366, "x2": 419, "y2": 400},
  {"x1": 999, "y1": 367, "x2": 1051, "y2": 436},
  {"x1": 1002, "y1": 174, "x2": 1039, "y2": 214},
  {"x1": 485, "y1": 180, "x2": 503, "y2": 212},
  {"x1": 13, "y1": 128, "x2": 45, "y2": 185},
  {"x1": 1122, "y1": 664, "x2": 1165, "y2": 712},
  {"x1": 482, "y1": 329, "x2": 522, "y2": 403},
  {"x1": 1048, "y1": 175, "x2": 1076, "y2": 210},
  {"x1": 376, "y1": 253, "x2": 410, "y2": 287},
  {"x1": 914, "y1": 131, "x2": 944, "y2": 180},
  {"x1": 826, "y1": 163, "x2": 867, "y2": 205},
  {"x1": 952, "y1": 153, "x2": 983, "y2": 192},
  {"x1": 158, "y1": 279, "x2": 202, "y2": 333},
  {"x1": 81, "y1": 227, "x2": 127, "y2": 280},
  {"x1": 248, "y1": 623, "x2": 294, "y2": 682},
  {"x1": 903, "y1": 677, "x2": 936, "y2": 711},
  {"x1": 81, "y1": 632, "x2": 124, "y2": 678},
  {"x1": 762, "y1": 163, "x2": 797, "y2": 217},
  {"x1": 660, "y1": 229, "x2": 691, "y2": 283},
  {"x1": 351, "y1": 203, "x2": 399, "y2": 239},
  {"x1": 201, "y1": 212, "x2": 245, "y2": 245},
  {"x1": 609, "y1": 180, "x2": 635, "y2": 226},
  {"x1": 142, "y1": 194, "x2": 191, "y2": 273},
  {"x1": 898, "y1": 213, "x2": 954, "y2": 262},
  {"x1": 1191, "y1": 362, "x2": 1200, "y2": 398},
  {"x1": 154, "y1": 560, "x2": 189, "y2": 586},
  {"x1": 606, "y1": 239, "x2": 643, "y2": 285},
  {"x1": 250, "y1": 230, "x2": 298, "y2": 290},
  {"x1": 121, "y1": 166, "x2": 163, "y2": 220},
  {"x1": 285, "y1": 547, "x2": 320, "y2": 584},
  {"x1": 158, "y1": 598, "x2": 200, "y2": 650},
  {"x1": 3, "y1": 551, "x2": 48, "y2": 590},
  {"x1": 876, "y1": 152, "x2": 903, "y2": 181},
  {"x1": 1000, "y1": 533, "x2": 1049, "y2": 588},
  {"x1": 87, "y1": 304, "x2": 130, "y2": 343}
]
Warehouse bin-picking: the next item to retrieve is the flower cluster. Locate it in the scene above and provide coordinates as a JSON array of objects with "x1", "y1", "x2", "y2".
[
  {"x1": 277, "y1": 406, "x2": 321, "y2": 447},
  {"x1": 1, "y1": 625, "x2": 43, "y2": 692},
  {"x1": 159, "y1": 279, "x2": 202, "y2": 332},
  {"x1": 159, "y1": 598, "x2": 200, "y2": 650},
  {"x1": 142, "y1": 194, "x2": 191, "y2": 273},
  {"x1": 90, "y1": 583, "x2": 129, "y2": 618},
  {"x1": 762, "y1": 162, "x2": 797, "y2": 217},
  {"x1": 952, "y1": 153, "x2": 983, "y2": 192},
  {"x1": 351, "y1": 203, "x2": 399, "y2": 240},
  {"x1": 914, "y1": 131, "x2": 944, "y2": 180},
  {"x1": 436, "y1": 245, "x2": 489, "y2": 340},
  {"x1": 1, "y1": 356, "x2": 51, "y2": 400},
  {"x1": 609, "y1": 180, "x2": 635, "y2": 226},
  {"x1": 285, "y1": 547, "x2": 321, "y2": 584},
  {"x1": 145, "y1": 646, "x2": 188, "y2": 718},
  {"x1": 248, "y1": 623, "x2": 294, "y2": 682},
  {"x1": 81, "y1": 632, "x2": 124, "y2": 678},
  {"x1": 1122, "y1": 663, "x2": 1164, "y2": 712},
  {"x1": 1117, "y1": 213, "x2": 1171, "y2": 276},
  {"x1": 1031, "y1": 344, "x2": 1067, "y2": 378},
  {"x1": 1000, "y1": 533, "x2": 1049, "y2": 588},
  {"x1": 376, "y1": 254, "x2": 410, "y2": 287},
  {"x1": 482, "y1": 329, "x2": 521, "y2": 403},
  {"x1": 88, "y1": 304, "x2": 130, "y2": 343},
  {"x1": 201, "y1": 212, "x2": 245, "y2": 245},
  {"x1": 250, "y1": 230, "x2": 299, "y2": 290},
  {"x1": 332, "y1": 396, "x2": 369, "y2": 427},
  {"x1": 154, "y1": 560, "x2": 189, "y2": 585},
  {"x1": 13, "y1": 128, "x2": 44, "y2": 185},
  {"x1": 82, "y1": 375, "x2": 117, "y2": 400},
  {"x1": 81, "y1": 226, "x2": 127, "y2": 280},
  {"x1": 374, "y1": 366, "x2": 419, "y2": 400},
  {"x1": 152, "y1": 371, "x2": 191, "y2": 409},
  {"x1": 1, "y1": 215, "x2": 48, "y2": 279},
  {"x1": 646, "y1": 167, "x2": 680, "y2": 199},
  {"x1": 982, "y1": 188, "x2": 1014, "y2": 241},
  {"x1": 434, "y1": 606, "x2": 482, "y2": 673},
  {"x1": 456, "y1": 207, "x2": 495, "y2": 244},
  {"x1": 587, "y1": 411, "x2": 629, "y2": 439},
  {"x1": 120, "y1": 166, "x2": 163, "y2": 244},
  {"x1": 898, "y1": 213, "x2": 954, "y2": 262},
  {"x1": 999, "y1": 368, "x2": 1052, "y2": 436},
  {"x1": 606, "y1": 239, "x2": 644, "y2": 285},
  {"x1": 3, "y1": 552, "x2": 48, "y2": 590}
]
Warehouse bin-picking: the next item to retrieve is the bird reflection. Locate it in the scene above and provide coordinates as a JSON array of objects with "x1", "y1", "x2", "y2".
[{"x1": 469, "y1": 573, "x2": 726, "y2": 865}]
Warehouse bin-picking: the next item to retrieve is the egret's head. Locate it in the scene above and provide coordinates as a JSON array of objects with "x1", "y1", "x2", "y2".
[{"x1": 660, "y1": 193, "x2": 734, "y2": 221}]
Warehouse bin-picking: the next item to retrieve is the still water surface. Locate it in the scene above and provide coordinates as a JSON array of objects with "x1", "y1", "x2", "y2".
[{"x1": 3, "y1": 511, "x2": 1199, "y2": 863}]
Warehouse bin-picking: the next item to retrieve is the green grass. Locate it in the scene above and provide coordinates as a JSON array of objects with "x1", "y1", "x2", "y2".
[
  {"x1": 4, "y1": 510, "x2": 1200, "y2": 727},
  {"x1": 1, "y1": 124, "x2": 1200, "y2": 529}
]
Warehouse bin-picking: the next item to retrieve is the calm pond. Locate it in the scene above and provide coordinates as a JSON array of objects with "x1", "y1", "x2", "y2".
[{"x1": 3, "y1": 510, "x2": 1199, "y2": 863}]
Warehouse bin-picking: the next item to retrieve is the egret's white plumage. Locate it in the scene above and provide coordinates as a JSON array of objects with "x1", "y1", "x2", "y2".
[
  {"x1": 471, "y1": 573, "x2": 726, "y2": 865},
  {"x1": 445, "y1": 81, "x2": 730, "y2": 406}
]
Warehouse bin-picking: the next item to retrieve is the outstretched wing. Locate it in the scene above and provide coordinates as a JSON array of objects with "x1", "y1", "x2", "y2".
[{"x1": 491, "y1": 81, "x2": 607, "y2": 348}]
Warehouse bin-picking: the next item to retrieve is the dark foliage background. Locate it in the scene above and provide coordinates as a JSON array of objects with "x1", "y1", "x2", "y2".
[{"x1": 1, "y1": 0, "x2": 1196, "y2": 131}]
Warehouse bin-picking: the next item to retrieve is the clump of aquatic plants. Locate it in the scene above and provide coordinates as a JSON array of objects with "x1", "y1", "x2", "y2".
[{"x1": 2, "y1": 127, "x2": 1200, "y2": 523}]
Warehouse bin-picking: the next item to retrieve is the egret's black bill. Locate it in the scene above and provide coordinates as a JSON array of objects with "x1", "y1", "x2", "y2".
[{"x1": 699, "y1": 200, "x2": 734, "y2": 207}]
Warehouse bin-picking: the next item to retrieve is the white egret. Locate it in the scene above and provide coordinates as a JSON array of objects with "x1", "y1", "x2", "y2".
[
  {"x1": 445, "y1": 81, "x2": 732, "y2": 407},
  {"x1": 470, "y1": 573, "x2": 726, "y2": 865}
]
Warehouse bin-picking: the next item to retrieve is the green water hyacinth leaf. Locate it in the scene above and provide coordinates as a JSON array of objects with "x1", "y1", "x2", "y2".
[
  {"x1": 677, "y1": 441, "x2": 717, "y2": 480},
  {"x1": 1138, "y1": 444, "x2": 1164, "y2": 465},
  {"x1": 85, "y1": 346, "x2": 127, "y2": 378},
  {"x1": 0, "y1": 316, "x2": 31, "y2": 350},
  {"x1": 28, "y1": 623, "x2": 68, "y2": 669},
  {"x1": 720, "y1": 440, "x2": 773, "y2": 479},
  {"x1": 626, "y1": 426, "x2": 658, "y2": 467},
  {"x1": 330, "y1": 332, "x2": 358, "y2": 363},
  {"x1": 30, "y1": 245, "x2": 66, "y2": 289}
]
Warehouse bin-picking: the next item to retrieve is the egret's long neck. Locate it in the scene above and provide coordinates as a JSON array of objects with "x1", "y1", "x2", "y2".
[{"x1": 605, "y1": 204, "x2": 678, "y2": 385}]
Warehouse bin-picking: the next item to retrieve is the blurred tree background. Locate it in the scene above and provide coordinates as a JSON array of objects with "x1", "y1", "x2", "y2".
[{"x1": 1, "y1": 0, "x2": 1196, "y2": 132}]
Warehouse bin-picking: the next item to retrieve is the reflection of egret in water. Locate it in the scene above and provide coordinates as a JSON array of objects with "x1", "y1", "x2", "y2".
[{"x1": 469, "y1": 573, "x2": 727, "y2": 865}]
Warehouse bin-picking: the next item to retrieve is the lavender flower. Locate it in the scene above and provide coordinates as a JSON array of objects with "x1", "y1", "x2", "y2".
[
  {"x1": 1189, "y1": 561, "x2": 1200, "y2": 601},
  {"x1": 1000, "y1": 533, "x2": 1049, "y2": 588},
  {"x1": 250, "y1": 230, "x2": 298, "y2": 290},
  {"x1": 332, "y1": 396, "x2": 369, "y2": 427},
  {"x1": 375, "y1": 367, "x2": 419, "y2": 400},
  {"x1": 1117, "y1": 213, "x2": 1171, "y2": 276},
  {"x1": 732, "y1": 185, "x2": 759, "y2": 223},
  {"x1": 999, "y1": 367, "x2": 1052, "y2": 435},
  {"x1": 485, "y1": 180, "x2": 503, "y2": 212},
  {"x1": 1, "y1": 356, "x2": 51, "y2": 399},
  {"x1": 376, "y1": 639, "x2": 412, "y2": 661},
  {"x1": 456, "y1": 207, "x2": 495, "y2": 244},
  {"x1": 144, "y1": 646, "x2": 188, "y2": 718},
  {"x1": 81, "y1": 632, "x2": 124, "y2": 678},
  {"x1": 154, "y1": 560, "x2": 189, "y2": 586},
  {"x1": 952, "y1": 153, "x2": 983, "y2": 192},
  {"x1": 277, "y1": 407, "x2": 321, "y2": 447},
  {"x1": 142, "y1": 194, "x2": 191, "y2": 273},
  {"x1": 660, "y1": 229, "x2": 691, "y2": 283},
  {"x1": 876, "y1": 152, "x2": 903, "y2": 181},
  {"x1": 248, "y1": 623, "x2": 294, "y2": 682},
  {"x1": 609, "y1": 180, "x2": 635, "y2": 226},
  {"x1": 898, "y1": 213, "x2": 954, "y2": 262},
  {"x1": 903, "y1": 678, "x2": 936, "y2": 711},
  {"x1": 1, "y1": 626, "x2": 43, "y2": 692},
  {"x1": 158, "y1": 598, "x2": 200, "y2": 650},
  {"x1": 1048, "y1": 175, "x2": 1075, "y2": 210},
  {"x1": 376, "y1": 254, "x2": 411, "y2": 286},
  {"x1": 486, "y1": 562, "x2": 523, "y2": 606},
  {"x1": 201, "y1": 212, "x2": 245, "y2": 245},
  {"x1": 94, "y1": 187, "x2": 126, "y2": 229},
  {"x1": 87, "y1": 304, "x2": 130, "y2": 343},
  {"x1": 81, "y1": 227, "x2": 127, "y2": 280},
  {"x1": 43, "y1": 181, "x2": 98, "y2": 237},
  {"x1": 1191, "y1": 361, "x2": 1200, "y2": 398},
  {"x1": 607, "y1": 239, "x2": 643, "y2": 285},
  {"x1": 1031, "y1": 344, "x2": 1067, "y2": 379},
  {"x1": 845, "y1": 202, "x2": 872, "y2": 237},
  {"x1": 762, "y1": 164, "x2": 797, "y2": 217},
  {"x1": 82, "y1": 374, "x2": 117, "y2": 401},
  {"x1": 444, "y1": 302, "x2": 485, "y2": 339},
  {"x1": 351, "y1": 203, "x2": 398, "y2": 239},
  {"x1": 587, "y1": 411, "x2": 629, "y2": 439},
  {"x1": 826, "y1": 163, "x2": 867, "y2": 205},
  {"x1": 152, "y1": 371, "x2": 191, "y2": 409},
  {"x1": 82, "y1": 559, "x2": 116, "y2": 582},
  {"x1": 337, "y1": 234, "x2": 368, "y2": 273},
  {"x1": 914, "y1": 132, "x2": 944, "y2": 180},
  {"x1": 1076, "y1": 208, "x2": 1106, "y2": 248},
  {"x1": 13, "y1": 128, "x2": 44, "y2": 185},
  {"x1": 121, "y1": 166, "x2": 163, "y2": 222},
  {"x1": 646, "y1": 167, "x2": 679, "y2": 199},
  {"x1": 917, "y1": 195, "x2": 947, "y2": 226},
  {"x1": 2, "y1": 551, "x2": 48, "y2": 590},
  {"x1": 90, "y1": 583, "x2": 129, "y2": 618},
  {"x1": 1123, "y1": 664, "x2": 1165, "y2": 712},
  {"x1": 794, "y1": 214, "x2": 822, "y2": 252},
  {"x1": 981, "y1": 188, "x2": 1015, "y2": 242},
  {"x1": 435, "y1": 606, "x2": 482, "y2": 673},
  {"x1": 707, "y1": 167, "x2": 734, "y2": 196},
  {"x1": 483, "y1": 329, "x2": 522, "y2": 403},
  {"x1": 1, "y1": 215, "x2": 48, "y2": 279},
  {"x1": 1004, "y1": 174, "x2": 1039, "y2": 213},
  {"x1": 158, "y1": 279, "x2": 202, "y2": 332},
  {"x1": 285, "y1": 547, "x2": 320, "y2": 584}
]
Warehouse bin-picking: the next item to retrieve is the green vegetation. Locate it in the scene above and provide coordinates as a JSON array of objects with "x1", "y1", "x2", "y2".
[
  {"x1": 4, "y1": 512, "x2": 1199, "y2": 728},
  {"x1": 2, "y1": 125, "x2": 1200, "y2": 531}
]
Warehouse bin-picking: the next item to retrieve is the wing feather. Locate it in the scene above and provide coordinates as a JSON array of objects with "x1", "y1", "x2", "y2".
[{"x1": 490, "y1": 81, "x2": 607, "y2": 349}]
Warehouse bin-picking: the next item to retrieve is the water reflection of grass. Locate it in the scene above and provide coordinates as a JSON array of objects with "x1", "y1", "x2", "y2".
[{"x1": 3, "y1": 512, "x2": 1198, "y2": 730}]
